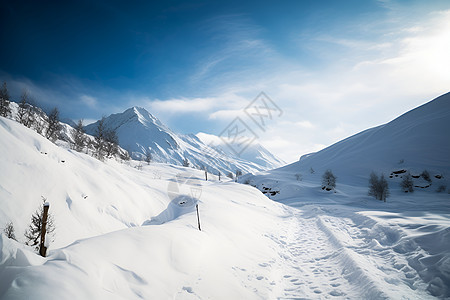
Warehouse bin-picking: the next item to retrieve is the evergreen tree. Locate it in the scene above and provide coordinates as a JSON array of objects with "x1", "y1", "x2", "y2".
[
  {"x1": 94, "y1": 117, "x2": 106, "y2": 160},
  {"x1": 24, "y1": 198, "x2": 55, "y2": 252},
  {"x1": 322, "y1": 169, "x2": 336, "y2": 191},
  {"x1": 104, "y1": 129, "x2": 119, "y2": 158},
  {"x1": 0, "y1": 81, "x2": 11, "y2": 117}
]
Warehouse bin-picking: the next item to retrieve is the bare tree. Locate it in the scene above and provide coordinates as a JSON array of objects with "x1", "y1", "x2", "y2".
[
  {"x1": 401, "y1": 173, "x2": 414, "y2": 193},
  {"x1": 227, "y1": 172, "x2": 234, "y2": 179},
  {"x1": 145, "y1": 150, "x2": 152, "y2": 165},
  {"x1": 72, "y1": 119, "x2": 86, "y2": 152},
  {"x1": 368, "y1": 172, "x2": 389, "y2": 202},
  {"x1": 16, "y1": 90, "x2": 35, "y2": 127},
  {"x1": 3, "y1": 221, "x2": 17, "y2": 240},
  {"x1": 0, "y1": 81, "x2": 11, "y2": 117},
  {"x1": 322, "y1": 169, "x2": 336, "y2": 191},
  {"x1": 45, "y1": 107, "x2": 61, "y2": 142},
  {"x1": 24, "y1": 197, "x2": 55, "y2": 252}
]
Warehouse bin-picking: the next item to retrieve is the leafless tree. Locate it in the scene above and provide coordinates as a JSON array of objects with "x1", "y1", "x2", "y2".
[
  {"x1": 368, "y1": 172, "x2": 390, "y2": 201},
  {"x1": 45, "y1": 107, "x2": 61, "y2": 142},
  {"x1": 72, "y1": 119, "x2": 86, "y2": 152},
  {"x1": 16, "y1": 90, "x2": 35, "y2": 127},
  {"x1": 401, "y1": 173, "x2": 414, "y2": 193},
  {"x1": 0, "y1": 81, "x2": 11, "y2": 117},
  {"x1": 3, "y1": 221, "x2": 16, "y2": 240}
]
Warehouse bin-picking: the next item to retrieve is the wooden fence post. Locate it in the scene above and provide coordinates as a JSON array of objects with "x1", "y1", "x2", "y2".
[
  {"x1": 39, "y1": 202, "x2": 50, "y2": 257},
  {"x1": 196, "y1": 204, "x2": 201, "y2": 231}
]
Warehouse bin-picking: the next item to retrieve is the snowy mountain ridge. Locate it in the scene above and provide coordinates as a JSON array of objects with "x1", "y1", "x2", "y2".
[{"x1": 84, "y1": 106, "x2": 285, "y2": 175}]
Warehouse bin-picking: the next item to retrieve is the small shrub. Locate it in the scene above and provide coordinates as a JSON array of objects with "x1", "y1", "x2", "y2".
[
  {"x1": 401, "y1": 173, "x2": 414, "y2": 193},
  {"x1": 295, "y1": 173, "x2": 303, "y2": 181},
  {"x1": 368, "y1": 172, "x2": 389, "y2": 202},
  {"x1": 322, "y1": 169, "x2": 336, "y2": 191},
  {"x1": 436, "y1": 185, "x2": 446, "y2": 193},
  {"x1": 3, "y1": 222, "x2": 17, "y2": 241},
  {"x1": 421, "y1": 170, "x2": 432, "y2": 182}
]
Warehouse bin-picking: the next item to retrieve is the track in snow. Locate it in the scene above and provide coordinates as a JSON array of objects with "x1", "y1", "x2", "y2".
[{"x1": 266, "y1": 206, "x2": 433, "y2": 299}]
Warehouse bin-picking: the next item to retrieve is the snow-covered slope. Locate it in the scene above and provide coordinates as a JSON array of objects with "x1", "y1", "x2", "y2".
[
  {"x1": 84, "y1": 107, "x2": 284, "y2": 175},
  {"x1": 240, "y1": 92, "x2": 450, "y2": 298},
  {"x1": 1, "y1": 94, "x2": 449, "y2": 298}
]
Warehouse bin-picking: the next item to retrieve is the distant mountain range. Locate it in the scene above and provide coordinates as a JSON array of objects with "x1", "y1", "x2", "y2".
[{"x1": 84, "y1": 107, "x2": 285, "y2": 175}]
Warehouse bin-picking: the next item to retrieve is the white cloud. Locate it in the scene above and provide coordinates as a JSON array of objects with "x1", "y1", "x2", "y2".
[
  {"x1": 80, "y1": 95, "x2": 98, "y2": 108},
  {"x1": 149, "y1": 97, "x2": 216, "y2": 113}
]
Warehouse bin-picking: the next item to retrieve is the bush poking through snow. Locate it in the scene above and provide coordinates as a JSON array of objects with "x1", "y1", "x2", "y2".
[
  {"x1": 295, "y1": 173, "x2": 303, "y2": 181},
  {"x1": 421, "y1": 170, "x2": 432, "y2": 183},
  {"x1": 436, "y1": 185, "x2": 447, "y2": 193},
  {"x1": 368, "y1": 172, "x2": 390, "y2": 202},
  {"x1": 3, "y1": 221, "x2": 17, "y2": 241},
  {"x1": 322, "y1": 169, "x2": 336, "y2": 191},
  {"x1": 24, "y1": 197, "x2": 55, "y2": 252},
  {"x1": 145, "y1": 151, "x2": 152, "y2": 165},
  {"x1": 401, "y1": 173, "x2": 414, "y2": 193},
  {"x1": 182, "y1": 158, "x2": 189, "y2": 167}
]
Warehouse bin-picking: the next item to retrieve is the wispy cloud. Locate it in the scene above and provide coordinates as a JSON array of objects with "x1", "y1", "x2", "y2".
[{"x1": 80, "y1": 95, "x2": 98, "y2": 109}]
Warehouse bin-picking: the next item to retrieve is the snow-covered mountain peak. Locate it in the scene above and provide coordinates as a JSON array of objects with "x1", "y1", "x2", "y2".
[{"x1": 85, "y1": 107, "x2": 285, "y2": 174}]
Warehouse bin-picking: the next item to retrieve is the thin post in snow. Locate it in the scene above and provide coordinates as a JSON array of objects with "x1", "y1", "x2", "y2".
[
  {"x1": 205, "y1": 170, "x2": 208, "y2": 181},
  {"x1": 196, "y1": 204, "x2": 201, "y2": 231},
  {"x1": 39, "y1": 202, "x2": 50, "y2": 257}
]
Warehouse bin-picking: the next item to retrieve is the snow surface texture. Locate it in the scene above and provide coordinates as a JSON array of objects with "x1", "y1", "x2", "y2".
[
  {"x1": 0, "y1": 92, "x2": 449, "y2": 299},
  {"x1": 241, "y1": 92, "x2": 450, "y2": 298},
  {"x1": 84, "y1": 107, "x2": 284, "y2": 175}
]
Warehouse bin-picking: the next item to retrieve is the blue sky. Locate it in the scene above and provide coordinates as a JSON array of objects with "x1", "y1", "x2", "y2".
[{"x1": 1, "y1": 0, "x2": 450, "y2": 162}]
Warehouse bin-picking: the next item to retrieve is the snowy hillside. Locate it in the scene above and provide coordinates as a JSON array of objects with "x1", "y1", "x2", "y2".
[
  {"x1": 84, "y1": 107, "x2": 284, "y2": 175},
  {"x1": 271, "y1": 91, "x2": 450, "y2": 185},
  {"x1": 241, "y1": 92, "x2": 450, "y2": 298},
  {"x1": 1, "y1": 107, "x2": 447, "y2": 299},
  {"x1": 1, "y1": 92, "x2": 450, "y2": 299}
]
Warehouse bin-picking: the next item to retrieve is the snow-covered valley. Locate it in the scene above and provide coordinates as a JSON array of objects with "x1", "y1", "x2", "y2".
[{"x1": 1, "y1": 92, "x2": 450, "y2": 299}]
